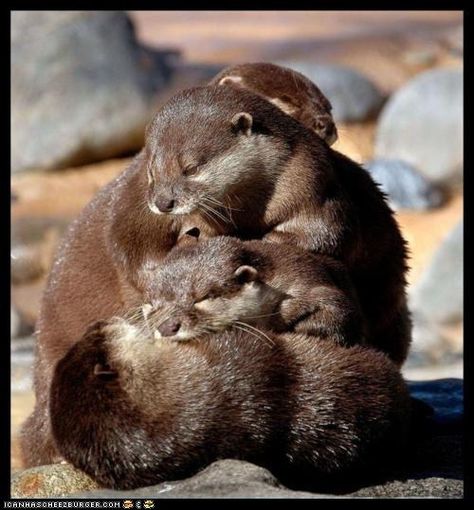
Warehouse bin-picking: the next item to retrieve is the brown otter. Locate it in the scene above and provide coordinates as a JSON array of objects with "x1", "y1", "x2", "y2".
[
  {"x1": 50, "y1": 318, "x2": 411, "y2": 491},
  {"x1": 209, "y1": 62, "x2": 338, "y2": 145},
  {"x1": 23, "y1": 81, "x2": 409, "y2": 468},
  {"x1": 143, "y1": 84, "x2": 411, "y2": 365},
  {"x1": 19, "y1": 154, "x2": 224, "y2": 468},
  {"x1": 142, "y1": 235, "x2": 365, "y2": 347}
]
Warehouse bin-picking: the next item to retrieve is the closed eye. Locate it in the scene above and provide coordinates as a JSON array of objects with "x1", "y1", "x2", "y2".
[
  {"x1": 183, "y1": 165, "x2": 200, "y2": 177},
  {"x1": 196, "y1": 293, "x2": 212, "y2": 304}
]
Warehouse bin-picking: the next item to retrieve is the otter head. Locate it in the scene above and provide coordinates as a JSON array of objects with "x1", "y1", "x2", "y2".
[
  {"x1": 50, "y1": 318, "x2": 173, "y2": 490},
  {"x1": 51, "y1": 320, "x2": 149, "y2": 396},
  {"x1": 213, "y1": 63, "x2": 338, "y2": 146},
  {"x1": 143, "y1": 86, "x2": 289, "y2": 217},
  {"x1": 142, "y1": 236, "x2": 285, "y2": 341}
]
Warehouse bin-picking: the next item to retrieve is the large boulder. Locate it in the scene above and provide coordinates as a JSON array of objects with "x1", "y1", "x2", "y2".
[
  {"x1": 277, "y1": 62, "x2": 385, "y2": 122},
  {"x1": 364, "y1": 158, "x2": 443, "y2": 211},
  {"x1": 410, "y1": 220, "x2": 463, "y2": 325},
  {"x1": 11, "y1": 11, "x2": 171, "y2": 173},
  {"x1": 375, "y1": 68, "x2": 463, "y2": 183}
]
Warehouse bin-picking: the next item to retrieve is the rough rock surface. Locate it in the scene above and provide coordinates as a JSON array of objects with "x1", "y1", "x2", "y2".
[
  {"x1": 277, "y1": 61, "x2": 385, "y2": 122},
  {"x1": 12, "y1": 379, "x2": 462, "y2": 498},
  {"x1": 11, "y1": 463, "x2": 100, "y2": 498},
  {"x1": 11, "y1": 11, "x2": 171, "y2": 173},
  {"x1": 365, "y1": 159, "x2": 443, "y2": 211},
  {"x1": 410, "y1": 221, "x2": 463, "y2": 325},
  {"x1": 375, "y1": 68, "x2": 463, "y2": 183}
]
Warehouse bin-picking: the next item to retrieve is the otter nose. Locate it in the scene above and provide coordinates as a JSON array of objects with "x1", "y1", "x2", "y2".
[
  {"x1": 158, "y1": 318, "x2": 181, "y2": 337},
  {"x1": 155, "y1": 196, "x2": 175, "y2": 213}
]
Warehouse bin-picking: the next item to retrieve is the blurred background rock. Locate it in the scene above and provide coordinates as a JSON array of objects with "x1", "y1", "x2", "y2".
[{"x1": 11, "y1": 11, "x2": 463, "y2": 473}]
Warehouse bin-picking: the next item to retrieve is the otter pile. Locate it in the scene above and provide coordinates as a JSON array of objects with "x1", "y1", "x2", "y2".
[{"x1": 22, "y1": 63, "x2": 414, "y2": 491}]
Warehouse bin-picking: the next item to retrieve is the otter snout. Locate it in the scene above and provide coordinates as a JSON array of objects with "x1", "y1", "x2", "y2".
[
  {"x1": 154, "y1": 195, "x2": 175, "y2": 213},
  {"x1": 158, "y1": 318, "x2": 181, "y2": 337},
  {"x1": 314, "y1": 116, "x2": 338, "y2": 146}
]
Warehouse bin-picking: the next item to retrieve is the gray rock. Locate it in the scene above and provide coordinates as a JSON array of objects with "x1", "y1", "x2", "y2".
[
  {"x1": 11, "y1": 11, "x2": 171, "y2": 173},
  {"x1": 11, "y1": 335, "x2": 35, "y2": 392},
  {"x1": 365, "y1": 159, "x2": 443, "y2": 211},
  {"x1": 11, "y1": 463, "x2": 100, "y2": 498},
  {"x1": 375, "y1": 68, "x2": 463, "y2": 183},
  {"x1": 11, "y1": 304, "x2": 34, "y2": 340},
  {"x1": 405, "y1": 314, "x2": 462, "y2": 369},
  {"x1": 410, "y1": 221, "x2": 463, "y2": 325},
  {"x1": 154, "y1": 62, "x2": 225, "y2": 109},
  {"x1": 75, "y1": 460, "x2": 332, "y2": 499},
  {"x1": 277, "y1": 61, "x2": 385, "y2": 122},
  {"x1": 11, "y1": 305, "x2": 20, "y2": 339},
  {"x1": 351, "y1": 477, "x2": 462, "y2": 498}
]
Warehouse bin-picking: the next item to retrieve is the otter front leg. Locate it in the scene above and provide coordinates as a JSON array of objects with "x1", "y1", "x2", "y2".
[
  {"x1": 280, "y1": 286, "x2": 365, "y2": 347},
  {"x1": 263, "y1": 215, "x2": 346, "y2": 256}
]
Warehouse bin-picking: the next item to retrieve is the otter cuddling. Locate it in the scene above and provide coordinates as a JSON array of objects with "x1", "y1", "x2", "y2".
[{"x1": 21, "y1": 62, "x2": 413, "y2": 491}]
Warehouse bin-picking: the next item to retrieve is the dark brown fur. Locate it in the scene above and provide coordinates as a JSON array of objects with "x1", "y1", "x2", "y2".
[
  {"x1": 145, "y1": 236, "x2": 366, "y2": 347},
  {"x1": 50, "y1": 319, "x2": 411, "y2": 491},
  {"x1": 23, "y1": 82, "x2": 410, "y2": 468},
  {"x1": 19, "y1": 154, "x2": 223, "y2": 467},
  {"x1": 143, "y1": 85, "x2": 411, "y2": 365},
  {"x1": 209, "y1": 62, "x2": 338, "y2": 145}
]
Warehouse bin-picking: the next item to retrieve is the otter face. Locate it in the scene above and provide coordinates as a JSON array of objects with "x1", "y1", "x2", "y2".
[
  {"x1": 143, "y1": 88, "x2": 285, "y2": 218},
  {"x1": 142, "y1": 237, "x2": 283, "y2": 342},
  {"x1": 215, "y1": 64, "x2": 338, "y2": 146},
  {"x1": 54, "y1": 319, "x2": 172, "y2": 406}
]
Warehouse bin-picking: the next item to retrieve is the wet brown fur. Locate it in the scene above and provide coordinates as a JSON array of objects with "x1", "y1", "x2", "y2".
[
  {"x1": 19, "y1": 153, "x2": 223, "y2": 467},
  {"x1": 145, "y1": 236, "x2": 366, "y2": 347},
  {"x1": 143, "y1": 84, "x2": 411, "y2": 366},
  {"x1": 50, "y1": 319, "x2": 411, "y2": 491},
  {"x1": 209, "y1": 62, "x2": 338, "y2": 145},
  {"x1": 22, "y1": 81, "x2": 410, "y2": 468}
]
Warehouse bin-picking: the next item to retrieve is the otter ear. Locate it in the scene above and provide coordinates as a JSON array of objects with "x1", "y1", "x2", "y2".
[
  {"x1": 94, "y1": 363, "x2": 118, "y2": 381},
  {"x1": 176, "y1": 227, "x2": 200, "y2": 248},
  {"x1": 218, "y1": 75, "x2": 244, "y2": 87},
  {"x1": 234, "y1": 265, "x2": 258, "y2": 284},
  {"x1": 231, "y1": 112, "x2": 253, "y2": 136}
]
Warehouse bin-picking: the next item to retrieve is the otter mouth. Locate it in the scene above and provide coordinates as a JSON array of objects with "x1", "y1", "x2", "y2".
[
  {"x1": 147, "y1": 200, "x2": 196, "y2": 217},
  {"x1": 152, "y1": 328, "x2": 196, "y2": 342},
  {"x1": 142, "y1": 304, "x2": 199, "y2": 342}
]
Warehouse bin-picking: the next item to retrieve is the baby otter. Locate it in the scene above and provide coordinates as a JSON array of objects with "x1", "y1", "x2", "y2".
[
  {"x1": 50, "y1": 318, "x2": 411, "y2": 491},
  {"x1": 209, "y1": 62, "x2": 338, "y2": 145},
  {"x1": 144, "y1": 84, "x2": 411, "y2": 366},
  {"x1": 143, "y1": 235, "x2": 365, "y2": 347}
]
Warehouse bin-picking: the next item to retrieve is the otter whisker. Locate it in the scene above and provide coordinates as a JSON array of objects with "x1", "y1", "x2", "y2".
[
  {"x1": 235, "y1": 321, "x2": 275, "y2": 346},
  {"x1": 202, "y1": 196, "x2": 238, "y2": 228},
  {"x1": 204, "y1": 195, "x2": 242, "y2": 212},
  {"x1": 201, "y1": 199, "x2": 231, "y2": 223},
  {"x1": 200, "y1": 201, "x2": 230, "y2": 224},
  {"x1": 198, "y1": 204, "x2": 221, "y2": 227},
  {"x1": 232, "y1": 324, "x2": 273, "y2": 348}
]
